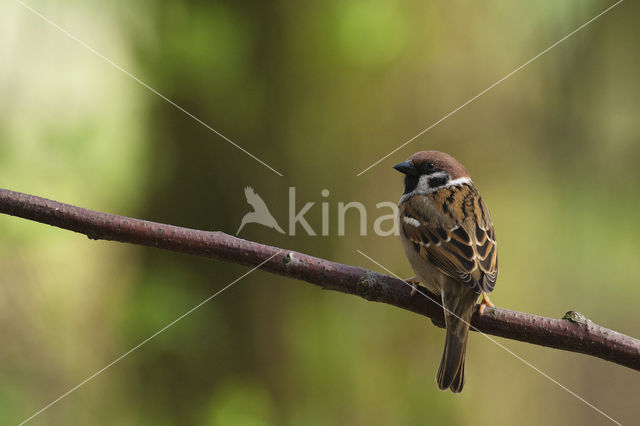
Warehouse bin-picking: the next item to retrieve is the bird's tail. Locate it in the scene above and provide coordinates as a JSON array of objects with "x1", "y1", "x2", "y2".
[{"x1": 436, "y1": 286, "x2": 478, "y2": 393}]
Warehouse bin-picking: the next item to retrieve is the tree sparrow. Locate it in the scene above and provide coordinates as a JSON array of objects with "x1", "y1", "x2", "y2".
[{"x1": 394, "y1": 151, "x2": 498, "y2": 393}]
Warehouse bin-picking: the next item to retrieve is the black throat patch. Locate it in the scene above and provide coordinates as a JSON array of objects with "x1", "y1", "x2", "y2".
[{"x1": 403, "y1": 175, "x2": 419, "y2": 194}]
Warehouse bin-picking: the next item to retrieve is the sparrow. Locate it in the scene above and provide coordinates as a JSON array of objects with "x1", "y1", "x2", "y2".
[
  {"x1": 236, "y1": 186, "x2": 285, "y2": 235},
  {"x1": 394, "y1": 151, "x2": 497, "y2": 393}
]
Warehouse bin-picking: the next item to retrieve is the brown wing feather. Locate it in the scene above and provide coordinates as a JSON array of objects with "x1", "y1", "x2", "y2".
[
  {"x1": 401, "y1": 183, "x2": 498, "y2": 293},
  {"x1": 474, "y1": 196, "x2": 497, "y2": 292}
]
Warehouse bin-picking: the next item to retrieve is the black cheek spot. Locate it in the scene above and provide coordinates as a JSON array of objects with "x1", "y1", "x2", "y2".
[{"x1": 429, "y1": 176, "x2": 448, "y2": 187}]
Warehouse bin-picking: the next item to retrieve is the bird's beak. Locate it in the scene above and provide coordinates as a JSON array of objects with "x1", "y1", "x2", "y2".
[{"x1": 393, "y1": 161, "x2": 419, "y2": 176}]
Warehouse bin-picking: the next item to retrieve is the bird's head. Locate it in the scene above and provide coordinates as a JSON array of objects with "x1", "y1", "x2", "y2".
[{"x1": 393, "y1": 151, "x2": 470, "y2": 195}]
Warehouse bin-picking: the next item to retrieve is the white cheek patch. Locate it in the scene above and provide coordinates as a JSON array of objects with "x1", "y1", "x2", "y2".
[
  {"x1": 416, "y1": 174, "x2": 431, "y2": 192},
  {"x1": 430, "y1": 171, "x2": 449, "y2": 179},
  {"x1": 403, "y1": 216, "x2": 421, "y2": 227}
]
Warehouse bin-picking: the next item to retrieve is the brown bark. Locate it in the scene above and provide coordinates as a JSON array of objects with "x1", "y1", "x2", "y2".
[{"x1": 1, "y1": 188, "x2": 638, "y2": 371}]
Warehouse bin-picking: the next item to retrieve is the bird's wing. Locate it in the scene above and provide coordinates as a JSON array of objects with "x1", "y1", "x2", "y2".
[
  {"x1": 402, "y1": 217, "x2": 482, "y2": 293},
  {"x1": 475, "y1": 196, "x2": 498, "y2": 292},
  {"x1": 244, "y1": 186, "x2": 269, "y2": 212},
  {"x1": 401, "y1": 189, "x2": 497, "y2": 294}
]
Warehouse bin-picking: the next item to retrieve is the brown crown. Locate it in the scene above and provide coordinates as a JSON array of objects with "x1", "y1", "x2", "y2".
[{"x1": 408, "y1": 151, "x2": 470, "y2": 180}]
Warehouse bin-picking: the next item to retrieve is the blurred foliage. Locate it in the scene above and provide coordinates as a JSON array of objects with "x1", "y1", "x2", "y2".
[{"x1": 1, "y1": 0, "x2": 639, "y2": 425}]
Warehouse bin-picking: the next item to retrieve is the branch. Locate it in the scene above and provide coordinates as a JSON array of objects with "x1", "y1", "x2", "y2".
[{"x1": 1, "y1": 188, "x2": 638, "y2": 371}]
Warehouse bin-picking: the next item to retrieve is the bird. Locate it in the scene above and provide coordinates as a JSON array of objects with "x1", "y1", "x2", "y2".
[
  {"x1": 236, "y1": 186, "x2": 285, "y2": 235},
  {"x1": 394, "y1": 151, "x2": 498, "y2": 393}
]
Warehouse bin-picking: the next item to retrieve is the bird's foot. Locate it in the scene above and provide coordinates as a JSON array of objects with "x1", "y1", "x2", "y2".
[
  {"x1": 478, "y1": 292, "x2": 494, "y2": 315},
  {"x1": 403, "y1": 276, "x2": 421, "y2": 297}
]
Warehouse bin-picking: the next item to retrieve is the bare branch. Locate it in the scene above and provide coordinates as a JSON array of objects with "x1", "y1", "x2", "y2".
[{"x1": 1, "y1": 188, "x2": 638, "y2": 370}]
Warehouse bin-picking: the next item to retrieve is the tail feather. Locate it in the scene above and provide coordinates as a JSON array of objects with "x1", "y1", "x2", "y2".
[
  {"x1": 437, "y1": 328, "x2": 468, "y2": 392},
  {"x1": 436, "y1": 286, "x2": 477, "y2": 393}
]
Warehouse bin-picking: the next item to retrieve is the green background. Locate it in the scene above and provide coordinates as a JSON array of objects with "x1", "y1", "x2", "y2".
[{"x1": 1, "y1": 0, "x2": 638, "y2": 425}]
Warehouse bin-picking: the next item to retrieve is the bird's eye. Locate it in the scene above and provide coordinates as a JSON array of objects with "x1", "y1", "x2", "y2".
[{"x1": 427, "y1": 162, "x2": 435, "y2": 169}]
